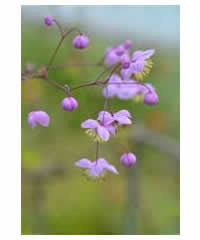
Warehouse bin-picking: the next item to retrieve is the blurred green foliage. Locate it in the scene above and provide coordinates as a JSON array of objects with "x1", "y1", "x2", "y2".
[{"x1": 21, "y1": 20, "x2": 180, "y2": 235}]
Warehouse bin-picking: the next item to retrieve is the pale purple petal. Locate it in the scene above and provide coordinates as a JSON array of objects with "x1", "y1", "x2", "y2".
[
  {"x1": 103, "y1": 74, "x2": 122, "y2": 98},
  {"x1": 35, "y1": 111, "x2": 50, "y2": 127},
  {"x1": 114, "y1": 110, "x2": 131, "y2": 118},
  {"x1": 105, "y1": 51, "x2": 119, "y2": 66},
  {"x1": 98, "y1": 158, "x2": 119, "y2": 175},
  {"x1": 132, "y1": 60, "x2": 145, "y2": 73},
  {"x1": 27, "y1": 112, "x2": 36, "y2": 128},
  {"x1": 97, "y1": 126, "x2": 110, "y2": 141},
  {"x1": 141, "y1": 49, "x2": 155, "y2": 59},
  {"x1": 132, "y1": 51, "x2": 144, "y2": 61},
  {"x1": 132, "y1": 49, "x2": 155, "y2": 61},
  {"x1": 97, "y1": 111, "x2": 114, "y2": 126},
  {"x1": 75, "y1": 158, "x2": 93, "y2": 169},
  {"x1": 116, "y1": 80, "x2": 140, "y2": 100},
  {"x1": 81, "y1": 119, "x2": 99, "y2": 129},
  {"x1": 89, "y1": 166, "x2": 104, "y2": 177},
  {"x1": 114, "y1": 116, "x2": 132, "y2": 125},
  {"x1": 120, "y1": 67, "x2": 133, "y2": 79},
  {"x1": 105, "y1": 125, "x2": 116, "y2": 136}
]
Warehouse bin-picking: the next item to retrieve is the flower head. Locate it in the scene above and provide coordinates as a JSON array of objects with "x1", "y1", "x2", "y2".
[
  {"x1": 120, "y1": 152, "x2": 136, "y2": 167},
  {"x1": 75, "y1": 158, "x2": 118, "y2": 179},
  {"x1": 28, "y1": 111, "x2": 50, "y2": 128},
  {"x1": 44, "y1": 15, "x2": 54, "y2": 26},
  {"x1": 121, "y1": 49, "x2": 155, "y2": 81},
  {"x1": 72, "y1": 34, "x2": 89, "y2": 49},
  {"x1": 104, "y1": 41, "x2": 132, "y2": 67},
  {"x1": 61, "y1": 96, "x2": 79, "y2": 111}
]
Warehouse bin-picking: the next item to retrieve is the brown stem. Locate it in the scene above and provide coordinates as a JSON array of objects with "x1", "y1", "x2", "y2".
[
  {"x1": 53, "y1": 19, "x2": 64, "y2": 37},
  {"x1": 46, "y1": 27, "x2": 82, "y2": 70}
]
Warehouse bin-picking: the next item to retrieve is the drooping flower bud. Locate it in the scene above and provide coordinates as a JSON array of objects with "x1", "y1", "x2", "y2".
[
  {"x1": 44, "y1": 15, "x2": 54, "y2": 26},
  {"x1": 120, "y1": 152, "x2": 136, "y2": 167},
  {"x1": 123, "y1": 40, "x2": 132, "y2": 50},
  {"x1": 61, "y1": 97, "x2": 79, "y2": 112},
  {"x1": 28, "y1": 111, "x2": 50, "y2": 128},
  {"x1": 144, "y1": 91, "x2": 159, "y2": 105},
  {"x1": 121, "y1": 54, "x2": 131, "y2": 69},
  {"x1": 72, "y1": 34, "x2": 89, "y2": 49},
  {"x1": 115, "y1": 45, "x2": 125, "y2": 56}
]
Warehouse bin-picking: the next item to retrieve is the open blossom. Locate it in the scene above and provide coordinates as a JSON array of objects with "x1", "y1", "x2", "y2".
[
  {"x1": 72, "y1": 34, "x2": 89, "y2": 49},
  {"x1": 75, "y1": 158, "x2": 119, "y2": 178},
  {"x1": 28, "y1": 111, "x2": 50, "y2": 128},
  {"x1": 121, "y1": 49, "x2": 155, "y2": 81},
  {"x1": 81, "y1": 110, "x2": 132, "y2": 142}
]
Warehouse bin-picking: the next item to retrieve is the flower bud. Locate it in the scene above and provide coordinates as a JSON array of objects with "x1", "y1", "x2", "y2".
[
  {"x1": 144, "y1": 91, "x2": 159, "y2": 105},
  {"x1": 28, "y1": 111, "x2": 50, "y2": 128},
  {"x1": 61, "y1": 97, "x2": 79, "y2": 112},
  {"x1": 72, "y1": 34, "x2": 89, "y2": 49},
  {"x1": 121, "y1": 54, "x2": 131, "y2": 69},
  {"x1": 115, "y1": 45, "x2": 125, "y2": 56},
  {"x1": 44, "y1": 15, "x2": 54, "y2": 26},
  {"x1": 120, "y1": 152, "x2": 136, "y2": 167},
  {"x1": 123, "y1": 40, "x2": 132, "y2": 50}
]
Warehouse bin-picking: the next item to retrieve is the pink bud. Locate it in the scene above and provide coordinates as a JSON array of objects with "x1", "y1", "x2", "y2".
[
  {"x1": 120, "y1": 152, "x2": 136, "y2": 167},
  {"x1": 72, "y1": 34, "x2": 89, "y2": 49},
  {"x1": 61, "y1": 97, "x2": 79, "y2": 112},
  {"x1": 144, "y1": 91, "x2": 159, "y2": 105},
  {"x1": 121, "y1": 54, "x2": 131, "y2": 69},
  {"x1": 123, "y1": 40, "x2": 132, "y2": 50}
]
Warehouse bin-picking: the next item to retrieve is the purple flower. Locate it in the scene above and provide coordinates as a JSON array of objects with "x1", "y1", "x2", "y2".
[
  {"x1": 61, "y1": 96, "x2": 79, "y2": 111},
  {"x1": 72, "y1": 34, "x2": 89, "y2": 49},
  {"x1": 44, "y1": 15, "x2": 54, "y2": 26},
  {"x1": 28, "y1": 111, "x2": 50, "y2": 128},
  {"x1": 120, "y1": 152, "x2": 136, "y2": 167},
  {"x1": 81, "y1": 119, "x2": 112, "y2": 142},
  {"x1": 121, "y1": 49, "x2": 155, "y2": 79},
  {"x1": 104, "y1": 41, "x2": 131, "y2": 66},
  {"x1": 75, "y1": 158, "x2": 119, "y2": 178}
]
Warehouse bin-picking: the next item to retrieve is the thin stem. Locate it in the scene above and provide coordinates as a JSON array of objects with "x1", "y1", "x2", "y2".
[
  {"x1": 46, "y1": 27, "x2": 82, "y2": 70},
  {"x1": 53, "y1": 19, "x2": 64, "y2": 36},
  {"x1": 45, "y1": 78, "x2": 67, "y2": 91},
  {"x1": 96, "y1": 142, "x2": 100, "y2": 160},
  {"x1": 47, "y1": 37, "x2": 65, "y2": 69}
]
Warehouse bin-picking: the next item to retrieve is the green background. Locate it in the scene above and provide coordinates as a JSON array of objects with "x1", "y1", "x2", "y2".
[{"x1": 21, "y1": 6, "x2": 180, "y2": 235}]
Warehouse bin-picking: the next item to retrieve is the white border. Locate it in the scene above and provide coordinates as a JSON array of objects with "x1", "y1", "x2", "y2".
[{"x1": 4, "y1": 0, "x2": 200, "y2": 240}]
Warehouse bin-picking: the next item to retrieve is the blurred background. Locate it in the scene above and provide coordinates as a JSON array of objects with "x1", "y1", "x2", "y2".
[{"x1": 21, "y1": 5, "x2": 180, "y2": 235}]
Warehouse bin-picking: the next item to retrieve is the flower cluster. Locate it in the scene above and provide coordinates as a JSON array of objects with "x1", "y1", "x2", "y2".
[
  {"x1": 103, "y1": 41, "x2": 158, "y2": 105},
  {"x1": 24, "y1": 16, "x2": 159, "y2": 180}
]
